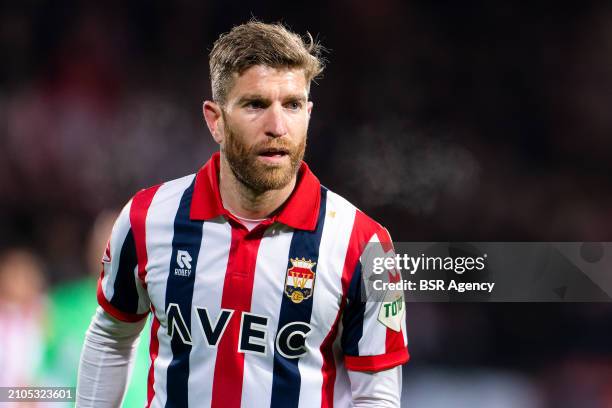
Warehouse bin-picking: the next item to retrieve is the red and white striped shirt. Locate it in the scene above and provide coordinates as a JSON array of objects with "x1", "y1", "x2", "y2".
[{"x1": 97, "y1": 152, "x2": 409, "y2": 408}]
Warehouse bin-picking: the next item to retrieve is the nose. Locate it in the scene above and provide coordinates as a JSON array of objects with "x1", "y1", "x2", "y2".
[{"x1": 264, "y1": 103, "x2": 288, "y2": 138}]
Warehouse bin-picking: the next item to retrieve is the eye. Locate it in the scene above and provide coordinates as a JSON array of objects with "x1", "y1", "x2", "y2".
[
  {"x1": 245, "y1": 100, "x2": 265, "y2": 110},
  {"x1": 285, "y1": 101, "x2": 302, "y2": 111}
]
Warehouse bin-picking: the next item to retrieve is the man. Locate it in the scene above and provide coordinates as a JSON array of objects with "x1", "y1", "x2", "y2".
[{"x1": 77, "y1": 21, "x2": 408, "y2": 407}]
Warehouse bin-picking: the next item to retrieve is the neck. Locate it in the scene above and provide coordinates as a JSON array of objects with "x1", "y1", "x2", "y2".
[{"x1": 218, "y1": 156, "x2": 297, "y2": 219}]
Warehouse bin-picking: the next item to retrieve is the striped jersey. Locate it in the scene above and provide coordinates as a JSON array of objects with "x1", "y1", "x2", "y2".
[{"x1": 97, "y1": 152, "x2": 409, "y2": 408}]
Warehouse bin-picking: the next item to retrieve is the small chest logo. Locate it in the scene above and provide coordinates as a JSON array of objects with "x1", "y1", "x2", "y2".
[
  {"x1": 175, "y1": 250, "x2": 193, "y2": 277},
  {"x1": 284, "y1": 258, "x2": 316, "y2": 304}
]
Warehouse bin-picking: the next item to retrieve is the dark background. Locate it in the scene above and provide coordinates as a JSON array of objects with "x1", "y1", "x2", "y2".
[{"x1": 1, "y1": 1, "x2": 612, "y2": 406}]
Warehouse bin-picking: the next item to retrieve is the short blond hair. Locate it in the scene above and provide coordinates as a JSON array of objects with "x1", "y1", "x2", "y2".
[{"x1": 209, "y1": 20, "x2": 325, "y2": 105}]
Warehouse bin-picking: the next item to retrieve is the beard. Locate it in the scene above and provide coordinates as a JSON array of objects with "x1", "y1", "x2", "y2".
[{"x1": 221, "y1": 115, "x2": 306, "y2": 193}]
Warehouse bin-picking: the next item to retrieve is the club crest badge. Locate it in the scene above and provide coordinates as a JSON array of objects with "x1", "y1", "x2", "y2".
[{"x1": 285, "y1": 258, "x2": 317, "y2": 304}]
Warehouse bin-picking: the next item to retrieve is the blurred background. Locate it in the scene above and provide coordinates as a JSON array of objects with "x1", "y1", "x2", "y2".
[{"x1": 1, "y1": 0, "x2": 612, "y2": 407}]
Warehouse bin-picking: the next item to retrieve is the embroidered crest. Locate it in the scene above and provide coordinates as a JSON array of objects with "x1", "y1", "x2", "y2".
[{"x1": 285, "y1": 258, "x2": 317, "y2": 304}]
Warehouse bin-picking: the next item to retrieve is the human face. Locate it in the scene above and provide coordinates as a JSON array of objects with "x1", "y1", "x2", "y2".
[{"x1": 206, "y1": 65, "x2": 313, "y2": 192}]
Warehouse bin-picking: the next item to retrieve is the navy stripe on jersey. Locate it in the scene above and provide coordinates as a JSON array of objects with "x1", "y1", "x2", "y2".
[
  {"x1": 340, "y1": 261, "x2": 365, "y2": 356},
  {"x1": 109, "y1": 228, "x2": 139, "y2": 314},
  {"x1": 270, "y1": 187, "x2": 327, "y2": 407},
  {"x1": 165, "y1": 178, "x2": 203, "y2": 408}
]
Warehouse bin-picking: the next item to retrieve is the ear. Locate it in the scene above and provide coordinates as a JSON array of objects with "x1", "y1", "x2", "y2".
[
  {"x1": 307, "y1": 101, "x2": 313, "y2": 116},
  {"x1": 203, "y1": 100, "x2": 224, "y2": 144}
]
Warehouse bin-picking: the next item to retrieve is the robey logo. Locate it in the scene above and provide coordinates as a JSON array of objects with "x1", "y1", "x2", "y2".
[
  {"x1": 176, "y1": 250, "x2": 192, "y2": 269},
  {"x1": 175, "y1": 250, "x2": 193, "y2": 277},
  {"x1": 166, "y1": 303, "x2": 312, "y2": 359}
]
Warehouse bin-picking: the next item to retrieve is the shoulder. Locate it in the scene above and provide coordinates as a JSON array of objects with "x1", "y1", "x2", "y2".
[
  {"x1": 133, "y1": 173, "x2": 196, "y2": 205},
  {"x1": 322, "y1": 186, "x2": 390, "y2": 245},
  {"x1": 120, "y1": 173, "x2": 196, "y2": 226}
]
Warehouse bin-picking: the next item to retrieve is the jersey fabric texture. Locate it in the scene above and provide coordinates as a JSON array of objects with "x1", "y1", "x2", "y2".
[{"x1": 97, "y1": 152, "x2": 409, "y2": 408}]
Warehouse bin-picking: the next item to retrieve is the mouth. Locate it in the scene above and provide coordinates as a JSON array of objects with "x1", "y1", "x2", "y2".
[{"x1": 257, "y1": 147, "x2": 290, "y2": 162}]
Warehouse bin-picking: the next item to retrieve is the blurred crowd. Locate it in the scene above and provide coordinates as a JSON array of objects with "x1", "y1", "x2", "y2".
[{"x1": 1, "y1": 1, "x2": 612, "y2": 406}]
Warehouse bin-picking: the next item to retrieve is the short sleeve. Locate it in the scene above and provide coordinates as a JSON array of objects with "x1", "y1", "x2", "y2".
[
  {"x1": 97, "y1": 199, "x2": 151, "y2": 322},
  {"x1": 341, "y1": 227, "x2": 409, "y2": 372}
]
